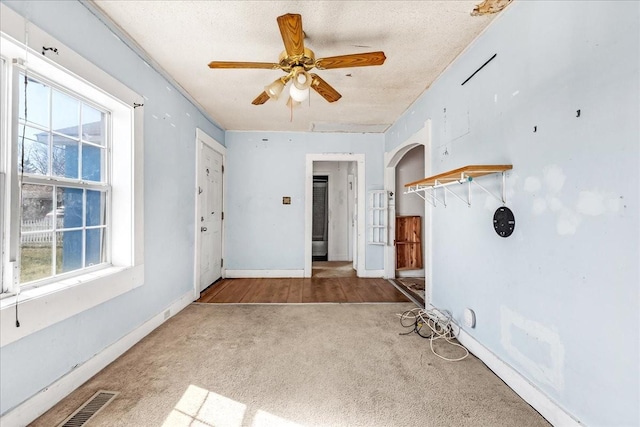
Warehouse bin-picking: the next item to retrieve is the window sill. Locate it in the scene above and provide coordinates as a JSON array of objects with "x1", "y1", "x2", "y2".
[{"x1": 0, "y1": 264, "x2": 144, "y2": 347}]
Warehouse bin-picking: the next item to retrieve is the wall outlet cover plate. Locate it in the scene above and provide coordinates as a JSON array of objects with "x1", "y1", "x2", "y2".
[{"x1": 464, "y1": 308, "x2": 476, "y2": 328}]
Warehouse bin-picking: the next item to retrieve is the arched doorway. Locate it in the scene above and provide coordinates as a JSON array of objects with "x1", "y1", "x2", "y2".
[{"x1": 384, "y1": 120, "x2": 432, "y2": 305}]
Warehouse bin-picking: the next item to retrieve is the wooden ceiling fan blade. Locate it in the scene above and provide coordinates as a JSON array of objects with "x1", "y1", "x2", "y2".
[
  {"x1": 208, "y1": 61, "x2": 280, "y2": 69},
  {"x1": 277, "y1": 13, "x2": 305, "y2": 57},
  {"x1": 310, "y1": 74, "x2": 342, "y2": 103},
  {"x1": 252, "y1": 91, "x2": 271, "y2": 105},
  {"x1": 315, "y1": 51, "x2": 386, "y2": 70}
]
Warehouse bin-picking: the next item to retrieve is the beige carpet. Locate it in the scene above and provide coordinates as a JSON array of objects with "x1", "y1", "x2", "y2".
[{"x1": 31, "y1": 303, "x2": 549, "y2": 427}]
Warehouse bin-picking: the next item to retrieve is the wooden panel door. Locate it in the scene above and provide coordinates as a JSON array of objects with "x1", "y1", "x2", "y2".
[{"x1": 395, "y1": 216, "x2": 423, "y2": 270}]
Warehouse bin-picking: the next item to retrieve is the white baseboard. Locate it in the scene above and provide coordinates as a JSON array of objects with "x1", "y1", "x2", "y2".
[
  {"x1": 224, "y1": 269, "x2": 304, "y2": 278},
  {"x1": 0, "y1": 291, "x2": 195, "y2": 427},
  {"x1": 357, "y1": 269, "x2": 384, "y2": 278},
  {"x1": 396, "y1": 269, "x2": 425, "y2": 278},
  {"x1": 428, "y1": 305, "x2": 580, "y2": 427},
  {"x1": 225, "y1": 269, "x2": 384, "y2": 279}
]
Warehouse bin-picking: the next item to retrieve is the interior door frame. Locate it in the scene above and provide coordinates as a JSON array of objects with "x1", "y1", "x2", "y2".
[
  {"x1": 193, "y1": 128, "x2": 226, "y2": 299},
  {"x1": 384, "y1": 120, "x2": 432, "y2": 301},
  {"x1": 305, "y1": 153, "x2": 365, "y2": 278}
]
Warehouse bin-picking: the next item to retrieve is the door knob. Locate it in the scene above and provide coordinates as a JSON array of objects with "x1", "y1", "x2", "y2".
[{"x1": 201, "y1": 227, "x2": 207, "y2": 232}]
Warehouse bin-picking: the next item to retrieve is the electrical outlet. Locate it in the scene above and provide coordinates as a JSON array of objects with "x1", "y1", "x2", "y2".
[
  {"x1": 164, "y1": 309, "x2": 170, "y2": 320},
  {"x1": 463, "y1": 308, "x2": 476, "y2": 328}
]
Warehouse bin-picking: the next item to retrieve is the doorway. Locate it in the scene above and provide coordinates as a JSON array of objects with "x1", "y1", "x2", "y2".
[
  {"x1": 311, "y1": 161, "x2": 356, "y2": 277},
  {"x1": 312, "y1": 175, "x2": 329, "y2": 261},
  {"x1": 384, "y1": 121, "x2": 431, "y2": 305},
  {"x1": 305, "y1": 154, "x2": 365, "y2": 278},
  {"x1": 194, "y1": 129, "x2": 225, "y2": 296}
]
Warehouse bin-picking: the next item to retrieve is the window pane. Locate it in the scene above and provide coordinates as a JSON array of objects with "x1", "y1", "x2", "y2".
[
  {"x1": 86, "y1": 228, "x2": 105, "y2": 266},
  {"x1": 19, "y1": 75, "x2": 49, "y2": 128},
  {"x1": 52, "y1": 135, "x2": 78, "y2": 179},
  {"x1": 59, "y1": 187, "x2": 83, "y2": 229},
  {"x1": 52, "y1": 89, "x2": 80, "y2": 135},
  {"x1": 21, "y1": 184, "x2": 53, "y2": 222},
  {"x1": 20, "y1": 236, "x2": 53, "y2": 283},
  {"x1": 18, "y1": 126, "x2": 50, "y2": 176},
  {"x1": 82, "y1": 144, "x2": 104, "y2": 182},
  {"x1": 82, "y1": 104, "x2": 105, "y2": 146},
  {"x1": 57, "y1": 230, "x2": 82, "y2": 274},
  {"x1": 86, "y1": 190, "x2": 106, "y2": 227}
]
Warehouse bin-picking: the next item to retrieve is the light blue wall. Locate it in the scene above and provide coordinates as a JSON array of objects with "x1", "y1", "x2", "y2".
[
  {"x1": 2, "y1": 0, "x2": 638, "y2": 424},
  {"x1": 225, "y1": 131, "x2": 385, "y2": 271},
  {"x1": 0, "y1": 0, "x2": 224, "y2": 415},
  {"x1": 387, "y1": 1, "x2": 639, "y2": 425}
]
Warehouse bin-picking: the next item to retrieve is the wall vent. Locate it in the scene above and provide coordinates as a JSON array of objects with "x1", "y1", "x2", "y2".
[{"x1": 57, "y1": 390, "x2": 119, "y2": 427}]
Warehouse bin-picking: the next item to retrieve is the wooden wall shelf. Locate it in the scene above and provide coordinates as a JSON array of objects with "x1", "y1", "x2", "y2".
[{"x1": 404, "y1": 164, "x2": 513, "y2": 207}]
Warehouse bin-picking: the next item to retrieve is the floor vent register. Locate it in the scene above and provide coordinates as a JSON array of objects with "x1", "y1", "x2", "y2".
[{"x1": 57, "y1": 390, "x2": 119, "y2": 427}]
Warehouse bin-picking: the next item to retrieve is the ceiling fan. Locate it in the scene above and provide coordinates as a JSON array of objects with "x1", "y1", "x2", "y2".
[{"x1": 208, "y1": 13, "x2": 386, "y2": 105}]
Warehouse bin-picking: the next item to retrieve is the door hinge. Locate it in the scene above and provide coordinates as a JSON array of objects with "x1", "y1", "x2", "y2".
[
  {"x1": 221, "y1": 258, "x2": 224, "y2": 268},
  {"x1": 221, "y1": 212, "x2": 224, "y2": 220},
  {"x1": 222, "y1": 165, "x2": 224, "y2": 173}
]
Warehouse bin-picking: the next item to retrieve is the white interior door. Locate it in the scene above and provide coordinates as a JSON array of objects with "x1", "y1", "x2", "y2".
[{"x1": 198, "y1": 143, "x2": 223, "y2": 292}]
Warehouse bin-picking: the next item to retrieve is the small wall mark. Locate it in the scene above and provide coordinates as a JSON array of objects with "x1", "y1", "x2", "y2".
[{"x1": 543, "y1": 165, "x2": 566, "y2": 195}]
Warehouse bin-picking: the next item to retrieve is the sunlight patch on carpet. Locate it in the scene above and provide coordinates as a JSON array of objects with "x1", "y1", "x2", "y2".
[{"x1": 163, "y1": 384, "x2": 302, "y2": 427}]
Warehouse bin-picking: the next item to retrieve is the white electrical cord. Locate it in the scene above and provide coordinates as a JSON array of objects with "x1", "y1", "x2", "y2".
[{"x1": 398, "y1": 307, "x2": 469, "y2": 362}]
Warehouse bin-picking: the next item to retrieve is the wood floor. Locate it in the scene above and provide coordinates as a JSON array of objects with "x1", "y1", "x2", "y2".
[{"x1": 197, "y1": 277, "x2": 411, "y2": 303}]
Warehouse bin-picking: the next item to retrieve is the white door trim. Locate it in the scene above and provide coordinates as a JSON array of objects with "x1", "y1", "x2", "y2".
[
  {"x1": 384, "y1": 120, "x2": 432, "y2": 299},
  {"x1": 194, "y1": 128, "x2": 226, "y2": 299},
  {"x1": 305, "y1": 154, "x2": 365, "y2": 278}
]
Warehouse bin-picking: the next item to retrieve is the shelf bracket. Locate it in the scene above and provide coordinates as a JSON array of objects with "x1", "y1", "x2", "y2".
[
  {"x1": 443, "y1": 183, "x2": 470, "y2": 207},
  {"x1": 404, "y1": 166, "x2": 510, "y2": 208},
  {"x1": 469, "y1": 171, "x2": 507, "y2": 205}
]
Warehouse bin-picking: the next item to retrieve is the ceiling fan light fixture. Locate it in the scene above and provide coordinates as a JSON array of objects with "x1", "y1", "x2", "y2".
[
  {"x1": 264, "y1": 78, "x2": 286, "y2": 100},
  {"x1": 292, "y1": 67, "x2": 312, "y2": 90},
  {"x1": 289, "y1": 84, "x2": 309, "y2": 102}
]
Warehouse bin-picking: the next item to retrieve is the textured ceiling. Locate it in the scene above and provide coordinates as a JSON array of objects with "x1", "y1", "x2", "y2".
[{"x1": 92, "y1": 1, "x2": 502, "y2": 132}]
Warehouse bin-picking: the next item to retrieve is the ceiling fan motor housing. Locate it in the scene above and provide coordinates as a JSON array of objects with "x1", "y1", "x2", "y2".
[{"x1": 278, "y1": 48, "x2": 316, "y2": 72}]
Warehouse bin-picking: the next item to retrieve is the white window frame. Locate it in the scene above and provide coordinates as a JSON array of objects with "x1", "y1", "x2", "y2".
[
  {"x1": 0, "y1": 5, "x2": 144, "y2": 347},
  {"x1": 16, "y1": 70, "x2": 112, "y2": 287}
]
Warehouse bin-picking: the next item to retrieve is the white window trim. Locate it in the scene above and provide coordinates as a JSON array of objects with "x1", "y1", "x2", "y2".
[
  {"x1": 0, "y1": 5, "x2": 144, "y2": 347},
  {"x1": 15, "y1": 69, "x2": 112, "y2": 288}
]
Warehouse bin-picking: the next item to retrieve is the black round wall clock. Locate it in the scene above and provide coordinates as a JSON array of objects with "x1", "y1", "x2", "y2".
[{"x1": 493, "y1": 206, "x2": 515, "y2": 238}]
